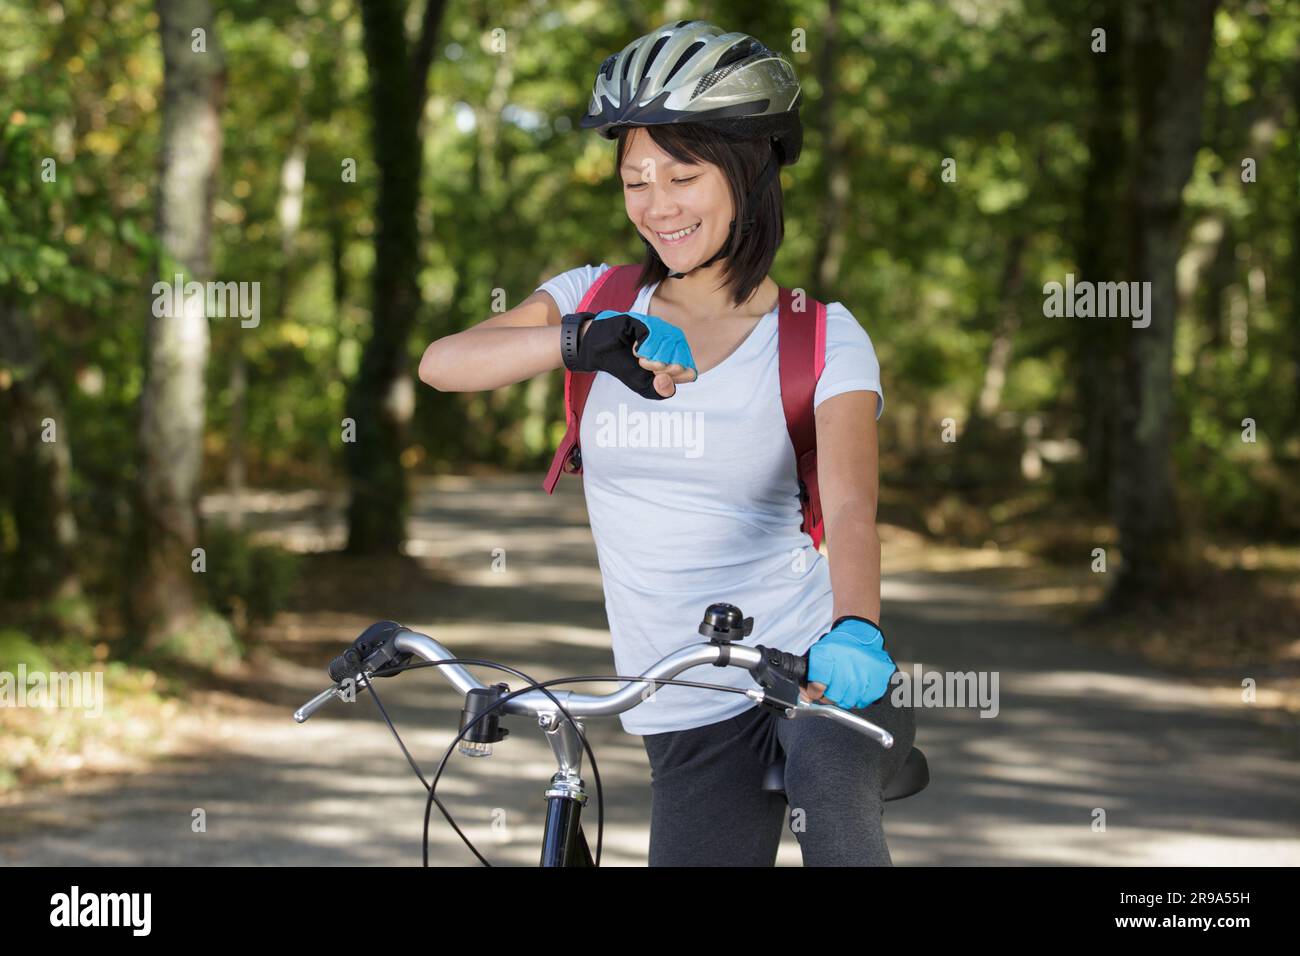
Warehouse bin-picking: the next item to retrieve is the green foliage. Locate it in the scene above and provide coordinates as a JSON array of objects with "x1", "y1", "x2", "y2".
[
  {"x1": 148, "y1": 610, "x2": 244, "y2": 669},
  {"x1": 0, "y1": 0, "x2": 1298, "y2": 641},
  {"x1": 0, "y1": 629, "x2": 54, "y2": 672},
  {"x1": 199, "y1": 524, "x2": 302, "y2": 628}
]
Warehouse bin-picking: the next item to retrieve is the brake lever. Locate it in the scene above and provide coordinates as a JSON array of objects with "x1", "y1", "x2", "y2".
[
  {"x1": 790, "y1": 699, "x2": 894, "y2": 748},
  {"x1": 746, "y1": 642, "x2": 893, "y2": 748},
  {"x1": 294, "y1": 673, "x2": 373, "y2": 724},
  {"x1": 294, "y1": 685, "x2": 343, "y2": 723}
]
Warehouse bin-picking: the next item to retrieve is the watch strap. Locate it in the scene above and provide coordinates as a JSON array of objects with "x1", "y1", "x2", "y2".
[{"x1": 560, "y1": 313, "x2": 589, "y2": 370}]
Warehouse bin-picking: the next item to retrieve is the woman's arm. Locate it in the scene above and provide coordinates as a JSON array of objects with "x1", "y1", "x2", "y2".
[
  {"x1": 418, "y1": 289, "x2": 579, "y2": 392},
  {"x1": 814, "y1": 390, "x2": 883, "y2": 623}
]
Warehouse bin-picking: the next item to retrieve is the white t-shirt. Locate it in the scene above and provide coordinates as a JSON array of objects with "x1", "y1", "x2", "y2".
[{"x1": 536, "y1": 262, "x2": 885, "y2": 735}]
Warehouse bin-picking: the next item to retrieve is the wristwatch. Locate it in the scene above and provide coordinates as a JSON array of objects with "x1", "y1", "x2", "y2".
[{"x1": 560, "y1": 313, "x2": 591, "y2": 370}]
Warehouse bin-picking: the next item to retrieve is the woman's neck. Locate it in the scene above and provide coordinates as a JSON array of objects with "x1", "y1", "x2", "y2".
[{"x1": 654, "y1": 266, "x2": 778, "y2": 321}]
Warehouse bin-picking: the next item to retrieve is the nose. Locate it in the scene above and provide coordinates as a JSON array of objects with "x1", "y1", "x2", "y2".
[{"x1": 642, "y1": 181, "x2": 682, "y2": 227}]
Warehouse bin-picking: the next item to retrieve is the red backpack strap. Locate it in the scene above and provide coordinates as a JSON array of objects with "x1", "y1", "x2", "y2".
[
  {"x1": 542, "y1": 264, "x2": 644, "y2": 494},
  {"x1": 777, "y1": 287, "x2": 828, "y2": 548}
]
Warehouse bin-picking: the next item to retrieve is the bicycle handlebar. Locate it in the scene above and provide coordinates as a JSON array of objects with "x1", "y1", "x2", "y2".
[{"x1": 294, "y1": 624, "x2": 894, "y2": 748}]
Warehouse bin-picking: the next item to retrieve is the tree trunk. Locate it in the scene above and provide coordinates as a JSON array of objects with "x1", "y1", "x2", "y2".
[
  {"x1": 345, "y1": 0, "x2": 446, "y2": 553},
  {"x1": 1074, "y1": 0, "x2": 1128, "y2": 504},
  {"x1": 973, "y1": 233, "x2": 1029, "y2": 422},
  {"x1": 131, "y1": 0, "x2": 224, "y2": 647},
  {"x1": 1108, "y1": 0, "x2": 1220, "y2": 606},
  {"x1": 1287, "y1": 63, "x2": 1300, "y2": 437},
  {"x1": 0, "y1": 298, "x2": 82, "y2": 602}
]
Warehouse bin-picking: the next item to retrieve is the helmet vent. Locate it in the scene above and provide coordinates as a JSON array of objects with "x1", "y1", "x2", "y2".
[
  {"x1": 717, "y1": 38, "x2": 762, "y2": 69},
  {"x1": 693, "y1": 52, "x2": 768, "y2": 98},
  {"x1": 663, "y1": 41, "x2": 705, "y2": 85},
  {"x1": 641, "y1": 35, "x2": 670, "y2": 86}
]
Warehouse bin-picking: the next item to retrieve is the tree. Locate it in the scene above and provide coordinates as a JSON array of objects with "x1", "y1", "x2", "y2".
[
  {"x1": 0, "y1": 299, "x2": 81, "y2": 601},
  {"x1": 1074, "y1": 0, "x2": 1129, "y2": 502},
  {"x1": 130, "y1": 0, "x2": 225, "y2": 647},
  {"x1": 1109, "y1": 0, "x2": 1221, "y2": 604},
  {"x1": 345, "y1": 0, "x2": 448, "y2": 554}
]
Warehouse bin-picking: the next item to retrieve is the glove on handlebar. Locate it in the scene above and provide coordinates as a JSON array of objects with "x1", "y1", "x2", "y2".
[{"x1": 806, "y1": 615, "x2": 897, "y2": 710}]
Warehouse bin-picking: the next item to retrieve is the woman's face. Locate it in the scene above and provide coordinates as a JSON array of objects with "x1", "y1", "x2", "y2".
[{"x1": 620, "y1": 127, "x2": 733, "y2": 274}]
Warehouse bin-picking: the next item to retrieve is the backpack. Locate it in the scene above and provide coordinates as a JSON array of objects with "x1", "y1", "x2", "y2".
[{"x1": 542, "y1": 264, "x2": 829, "y2": 549}]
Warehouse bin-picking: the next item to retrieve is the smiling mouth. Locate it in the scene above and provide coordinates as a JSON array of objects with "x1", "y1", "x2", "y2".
[{"x1": 654, "y1": 222, "x2": 701, "y2": 243}]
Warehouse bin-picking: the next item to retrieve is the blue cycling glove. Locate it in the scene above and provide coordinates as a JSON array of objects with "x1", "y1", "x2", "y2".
[
  {"x1": 805, "y1": 615, "x2": 897, "y2": 710},
  {"x1": 592, "y1": 310, "x2": 698, "y2": 372},
  {"x1": 568, "y1": 310, "x2": 696, "y2": 401}
]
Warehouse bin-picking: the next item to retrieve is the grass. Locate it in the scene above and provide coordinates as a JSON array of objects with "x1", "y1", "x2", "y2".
[{"x1": 0, "y1": 629, "x2": 184, "y2": 794}]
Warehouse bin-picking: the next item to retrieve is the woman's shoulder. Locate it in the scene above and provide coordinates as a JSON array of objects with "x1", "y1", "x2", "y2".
[
  {"x1": 775, "y1": 294, "x2": 875, "y2": 345},
  {"x1": 820, "y1": 298, "x2": 860, "y2": 326},
  {"x1": 826, "y1": 300, "x2": 886, "y2": 349},
  {"x1": 536, "y1": 261, "x2": 615, "y2": 290},
  {"x1": 808, "y1": 298, "x2": 884, "y2": 416},
  {"x1": 534, "y1": 263, "x2": 619, "y2": 316}
]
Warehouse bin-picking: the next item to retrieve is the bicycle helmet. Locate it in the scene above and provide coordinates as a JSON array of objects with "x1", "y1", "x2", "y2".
[{"x1": 579, "y1": 20, "x2": 804, "y2": 279}]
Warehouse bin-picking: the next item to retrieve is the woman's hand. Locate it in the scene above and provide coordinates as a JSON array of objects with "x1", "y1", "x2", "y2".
[
  {"x1": 802, "y1": 616, "x2": 896, "y2": 709},
  {"x1": 635, "y1": 346, "x2": 698, "y2": 398},
  {"x1": 576, "y1": 310, "x2": 698, "y2": 399},
  {"x1": 616, "y1": 309, "x2": 697, "y2": 398},
  {"x1": 621, "y1": 311, "x2": 698, "y2": 398},
  {"x1": 635, "y1": 359, "x2": 698, "y2": 398}
]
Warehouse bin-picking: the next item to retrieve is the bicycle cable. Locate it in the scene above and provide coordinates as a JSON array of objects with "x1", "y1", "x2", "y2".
[
  {"x1": 418, "y1": 672, "x2": 754, "y2": 867},
  {"x1": 365, "y1": 657, "x2": 625, "y2": 867},
  {"x1": 358, "y1": 656, "x2": 755, "y2": 867},
  {"x1": 359, "y1": 671, "x2": 492, "y2": 865},
  {"x1": 360, "y1": 658, "x2": 582, "y2": 866}
]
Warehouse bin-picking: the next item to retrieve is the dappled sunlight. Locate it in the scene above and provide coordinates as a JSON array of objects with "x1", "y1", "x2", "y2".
[
  {"x1": 1009, "y1": 669, "x2": 1247, "y2": 709},
  {"x1": 8, "y1": 475, "x2": 1296, "y2": 866}
]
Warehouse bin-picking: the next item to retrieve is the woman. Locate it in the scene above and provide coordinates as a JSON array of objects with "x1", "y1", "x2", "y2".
[{"x1": 419, "y1": 20, "x2": 916, "y2": 866}]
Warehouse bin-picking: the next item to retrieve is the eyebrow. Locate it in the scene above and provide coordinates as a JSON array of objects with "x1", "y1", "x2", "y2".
[{"x1": 619, "y1": 159, "x2": 684, "y2": 172}]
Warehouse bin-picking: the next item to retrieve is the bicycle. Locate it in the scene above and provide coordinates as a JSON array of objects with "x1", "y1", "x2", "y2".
[{"x1": 294, "y1": 601, "x2": 930, "y2": 866}]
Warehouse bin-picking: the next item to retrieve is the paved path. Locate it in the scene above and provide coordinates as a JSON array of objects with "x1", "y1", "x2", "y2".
[{"x1": 3, "y1": 475, "x2": 1297, "y2": 865}]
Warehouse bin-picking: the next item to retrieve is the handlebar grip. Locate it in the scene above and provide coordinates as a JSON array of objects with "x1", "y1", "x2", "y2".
[
  {"x1": 767, "y1": 647, "x2": 808, "y2": 684},
  {"x1": 792, "y1": 651, "x2": 808, "y2": 683},
  {"x1": 328, "y1": 648, "x2": 363, "y2": 684},
  {"x1": 751, "y1": 645, "x2": 808, "y2": 692}
]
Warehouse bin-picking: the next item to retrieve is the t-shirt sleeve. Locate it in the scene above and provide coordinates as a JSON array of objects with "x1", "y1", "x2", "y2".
[
  {"x1": 813, "y1": 302, "x2": 885, "y2": 419},
  {"x1": 534, "y1": 262, "x2": 614, "y2": 316}
]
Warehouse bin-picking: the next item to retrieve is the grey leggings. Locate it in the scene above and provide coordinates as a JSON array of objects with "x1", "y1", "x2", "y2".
[{"x1": 640, "y1": 692, "x2": 917, "y2": 866}]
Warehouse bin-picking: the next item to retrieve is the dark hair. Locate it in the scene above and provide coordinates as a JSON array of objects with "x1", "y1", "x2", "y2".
[{"x1": 614, "y1": 123, "x2": 784, "y2": 310}]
